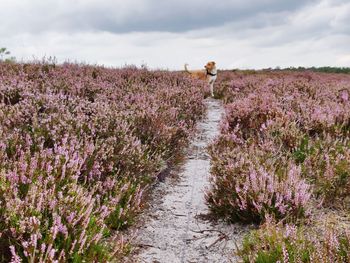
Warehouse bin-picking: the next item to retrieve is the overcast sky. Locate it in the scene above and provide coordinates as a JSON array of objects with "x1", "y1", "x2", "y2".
[{"x1": 1, "y1": 0, "x2": 350, "y2": 69}]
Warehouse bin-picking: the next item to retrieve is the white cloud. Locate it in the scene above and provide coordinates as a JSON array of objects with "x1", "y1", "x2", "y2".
[
  {"x1": 337, "y1": 54, "x2": 350, "y2": 66},
  {"x1": 1, "y1": 0, "x2": 349, "y2": 69}
]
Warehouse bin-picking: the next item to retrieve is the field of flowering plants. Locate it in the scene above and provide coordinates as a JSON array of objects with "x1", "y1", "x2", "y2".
[
  {"x1": 0, "y1": 61, "x2": 207, "y2": 262},
  {"x1": 207, "y1": 70, "x2": 350, "y2": 262}
]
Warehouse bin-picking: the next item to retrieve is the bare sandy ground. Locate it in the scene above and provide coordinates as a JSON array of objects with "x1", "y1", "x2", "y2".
[{"x1": 126, "y1": 98, "x2": 251, "y2": 263}]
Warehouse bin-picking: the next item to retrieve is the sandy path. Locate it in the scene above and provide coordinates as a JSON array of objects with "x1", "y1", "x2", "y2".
[{"x1": 128, "y1": 98, "x2": 248, "y2": 263}]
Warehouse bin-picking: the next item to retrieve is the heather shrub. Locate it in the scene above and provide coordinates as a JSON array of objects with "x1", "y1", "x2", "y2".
[
  {"x1": 0, "y1": 61, "x2": 206, "y2": 261},
  {"x1": 296, "y1": 136, "x2": 350, "y2": 207},
  {"x1": 207, "y1": 142, "x2": 311, "y2": 223},
  {"x1": 0, "y1": 138, "x2": 116, "y2": 262},
  {"x1": 238, "y1": 218, "x2": 350, "y2": 263},
  {"x1": 214, "y1": 71, "x2": 263, "y2": 103},
  {"x1": 207, "y1": 70, "x2": 350, "y2": 263},
  {"x1": 207, "y1": 70, "x2": 350, "y2": 223}
]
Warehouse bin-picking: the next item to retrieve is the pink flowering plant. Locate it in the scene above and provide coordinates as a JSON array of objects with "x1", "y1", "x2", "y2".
[
  {"x1": 207, "y1": 141, "x2": 312, "y2": 223},
  {"x1": 207, "y1": 70, "x2": 350, "y2": 223},
  {"x1": 0, "y1": 61, "x2": 206, "y2": 261},
  {"x1": 238, "y1": 217, "x2": 350, "y2": 263},
  {"x1": 295, "y1": 135, "x2": 350, "y2": 207}
]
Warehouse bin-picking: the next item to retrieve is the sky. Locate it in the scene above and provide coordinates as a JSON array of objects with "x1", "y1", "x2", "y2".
[{"x1": 1, "y1": 0, "x2": 350, "y2": 69}]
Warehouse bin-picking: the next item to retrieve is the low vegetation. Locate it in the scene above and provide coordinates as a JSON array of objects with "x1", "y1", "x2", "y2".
[
  {"x1": 0, "y1": 61, "x2": 207, "y2": 262},
  {"x1": 208, "y1": 70, "x2": 350, "y2": 261},
  {"x1": 238, "y1": 217, "x2": 350, "y2": 263},
  {"x1": 2, "y1": 58, "x2": 349, "y2": 262}
]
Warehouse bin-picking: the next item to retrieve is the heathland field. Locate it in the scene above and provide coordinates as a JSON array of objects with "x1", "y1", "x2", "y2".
[
  {"x1": 0, "y1": 62, "x2": 206, "y2": 262},
  {"x1": 210, "y1": 70, "x2": 350, "y2": 262},
  {"x1": 0, "y1": 62, "x2": 349, "y2": 262}
]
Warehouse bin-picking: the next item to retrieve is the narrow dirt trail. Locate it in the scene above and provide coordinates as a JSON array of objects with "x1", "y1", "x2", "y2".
[{"x1": 129, "y1": 98, "x2": 248, "y2": 263}]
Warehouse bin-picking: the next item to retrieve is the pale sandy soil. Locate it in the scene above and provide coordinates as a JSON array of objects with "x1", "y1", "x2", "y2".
[{"x1": 124, "y1": 98, "x2": 252, "y2": 263}]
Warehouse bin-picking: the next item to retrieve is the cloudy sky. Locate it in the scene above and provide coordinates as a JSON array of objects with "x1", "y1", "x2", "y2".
[{"x1": 1, "y1": 0, "x2": 350, "y2": 69}]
